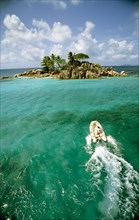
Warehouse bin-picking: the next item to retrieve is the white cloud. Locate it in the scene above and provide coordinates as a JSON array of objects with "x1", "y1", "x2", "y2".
[
  {"x1": 48, "y1": 22, "x2": 72, "y2": 43},
  {"x1": 3, "y1": 14, "x2": 27, "y2": 31},
  {"x1": 32, "y1": 19, "x2": 50, "y2": 31},
  {"x1": 30, "y1": 0, "x2": 67, "y2": 9},
  {"x1": 21, "y1": 45, "x2": 45, "y2": 62},
  {"x1": 1, "y1": 14, "x2": 138, "y2": 68},
  {"x1": 47, "y1": 0, "x2": 82, "y2": 8},
  {"x1": 98, "y1": 43, "x2": 104, "y2": 50},
  {"x1": 1, "y1": 14, "x2": 72, "y2": 67},
  {"x1": 2, "y1": 15, "x2": 42, "y2": 48},
  {"x1": 130, "y1": 54, "x2": 138, "y2": 60},
  {"x1": 2, "y1": 15, "x2": 72, "y2": 48},
  {"x1": 70, "y1": 0, "x2": 81, "y2": 5},
  {"x1": 95, "y1": 38, "x2": 137, "y2": 65},
  {"x1": 1, "y1": 52, "x2": 16, "y2": 64},
  {"x1": 69, "y1": 21, "x2": 97, "y2": 54},
  {"x1": 112, "y1": 54, "x2": 127, "y2": 60},
  {"x1": 106, "y1": 39, "x2": 136, "y2": 62},
  {"x1": 29, "y1": 0, "x2": 82, "y2": 8},
  {"x1": 2, "y1": 14, "x2": 73, "y2": 52},
  {"x1": 83, "y1": 21, "x2": 95, "y2": 36},
  {"x1": 52, "y1": 0, "x2": 67, "y2": 9},
  {"x1": 50, "y1": 44, "x2": 63, "y2": 56},
  {"x1": 108, "y1": 39, "x2": 134, "y2": 53}
]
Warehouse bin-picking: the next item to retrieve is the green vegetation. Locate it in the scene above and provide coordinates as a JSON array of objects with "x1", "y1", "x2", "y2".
[
  {"x1": 95, "y1": 63, "x2": 101, "y2": 68},
  {"x1": 41, "y1": 54, "x2": 66, "y2": 72},
  {"x1": 41, "y1": 52, "x2": 89, "y2": 72},
  {"x1": 74, "y1": 53, "x2": 89, "y2": 61}
]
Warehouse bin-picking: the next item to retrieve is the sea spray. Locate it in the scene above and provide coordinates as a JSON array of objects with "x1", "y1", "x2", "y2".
[
  {"x1": 85, "y1": 134, "x2": 93, "y2": 154},
  {"x1": 85, "y1": 134, "x2": 139, "y2": 220}
]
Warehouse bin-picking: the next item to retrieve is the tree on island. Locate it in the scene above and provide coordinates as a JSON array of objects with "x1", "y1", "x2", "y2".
[
  {"x1": 74, "y1": 53, "x2": 89, "y2": 61},
  {"x1": 41, "y1": 56, "x2": 53, "y2": 72},
  {"x1": 41, "y1": 54, "x2": 66, "y2": 72},
  {"x1": 67, "y1": 51, "x2": 89, "y2": 66},
  {"x1": 67, "y1": 51, "x2": 75, "y2": 65},
  {"x1": 40, "y1": 52, "x2": 127, "y2": 80},
  {"x1": 41, "y1": 51, "x2": 90, "y2": 72},
  {"x1": 55, "y1": 55, "x2": 66, "y2": 69},
  {"x1": 6, "y1": 51, "x2": 127, "y2": 80}
]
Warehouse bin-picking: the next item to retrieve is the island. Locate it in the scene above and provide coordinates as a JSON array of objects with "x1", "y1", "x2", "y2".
[{"x1": 0, "y1": 52, "x2": 127, "y2": 80}]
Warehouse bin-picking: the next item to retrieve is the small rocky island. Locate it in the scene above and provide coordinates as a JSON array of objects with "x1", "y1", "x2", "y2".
[{"x1": 1, "y1": 52, "x2": 127, "y2": 80}]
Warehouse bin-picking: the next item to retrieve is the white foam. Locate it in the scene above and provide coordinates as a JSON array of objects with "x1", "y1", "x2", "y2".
[
  {"x1": 85, "y1": 138, "x2": 139, "y2": 219},
  {"x1": 107, "y1": 135, "x2": 118, "y2": 148},
  {"x1": 85, "y1": 134, "x2": 93, "y2": 154}
]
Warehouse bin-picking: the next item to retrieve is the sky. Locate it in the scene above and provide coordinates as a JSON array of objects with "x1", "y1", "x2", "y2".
[{"x1": 0, "y1": 0, "x2": 139, "y2": 69}]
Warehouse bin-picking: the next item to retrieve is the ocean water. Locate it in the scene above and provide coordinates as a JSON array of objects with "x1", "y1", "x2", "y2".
[{"x1": 0, "y1": 74, "x2": 139, "y2": 219}]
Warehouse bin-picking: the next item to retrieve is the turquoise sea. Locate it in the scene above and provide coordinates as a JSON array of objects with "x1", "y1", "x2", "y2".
[{"x1": 0, "y1": 67, "x2": 139, "y2": 220}]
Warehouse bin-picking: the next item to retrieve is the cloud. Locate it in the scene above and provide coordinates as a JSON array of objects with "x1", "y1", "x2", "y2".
[
  {"x1": 130, "y1": 54, "x2": 138, "y2": 59},
  {"x1": 98, "y1": 43, "x2": 104, "y2": 50},
  {"x1": 32, "y1": 18, "x2": 50, "y2": 31},
  {"x1": 96, "y1": 38, "x2": 138, "y2": 64},
  {"x1": 83, "y1": 21, "x2": 95, "y2": 36},
  {"x1": 48, "y1": 22, "x2": 72, "y2": 43},
  {"x1": 112, "y1": 54, "x2": 127, "y2": 60},
  {"x1": 50, "y1": 44, "x2": 63, "y2": 56},
  {"x1": 50, "y1": 0, "x2": 67, "y2": 9},
  {"x1": 108, "y1": 38, "x2": 134, "y2": 53},
  {"x1": 70, "y1": 0, "x2": 82, "y2": 5},
  {"x1": 28, "y1": 0, "x2": 67, "y2": 9},
  {"x1": 106, "y1": 38, "x2": 136, "y2": 61},
  {"x1": 69, "y1": 21, "x2": 97, "y2": 54},
  {"x1": 1, "y1": 14, "x2": 72, "y2": 67},
  {"x1": 28, "y1": 0, "x2": 82, "y2": 9},
  {"x1": 1, "y1": 51, "x2": 16, "y2": 64},
  {"x1": 2, "y1": 15, "x2": 72, "y2": 47},
  {"x1": 21, "y1": 45, "x2": 45, "y2": 62},
  {"x1": 2, "y1": 15, "x2": 44, "y2": 48},
  {"x1": 3, "y1": 14, "x2": 27, "y2": 31},
  {"x1": 32, "y1": 19, "x2": 72, "y2": 43},
  {"x1": 1, "y1": 14, "x2": 138, "y2": 68}
]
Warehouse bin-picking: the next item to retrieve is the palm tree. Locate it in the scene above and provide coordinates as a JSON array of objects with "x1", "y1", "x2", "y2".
[
  {"x1": 56, "y1": 56, "x2": 66, "y2": 69},
  {"x1": 68, "y1": 51, "x2": 75, "y2": 65},
  {"x1": 50, "y1": 53, "x2": 56, "y2": 70},
  {"x1": 74, "y1": 53, "x2": 89, "y2": 61},
  {"x1": 68, "y1": 52, "x2": 89, "y2": 66},
  {"x1": 41, "y1": 56, "x2": 54, "y2": 72},
  {"x1": 41, "y1": 52, "x2": 90, "y2": 73},
  {"x1": 41, "y1": 54, "x2": 66, "y2": 72}
]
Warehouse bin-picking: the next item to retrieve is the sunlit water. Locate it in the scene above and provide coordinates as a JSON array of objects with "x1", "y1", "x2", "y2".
[{"x1": 0, "y1": 75, "x2": 139, "y2": 220}]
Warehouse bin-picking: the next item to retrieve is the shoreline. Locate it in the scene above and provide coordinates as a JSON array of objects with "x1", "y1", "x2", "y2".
[
  {"x1": 0, "y1": 66, "x2": 128, "y2": 81},
  {"x1": 0, "y1": 73, "x2": 54, "y2": 80},
  {"x1": 0, "y1": 74, "x2": 127, "y2": 80}
]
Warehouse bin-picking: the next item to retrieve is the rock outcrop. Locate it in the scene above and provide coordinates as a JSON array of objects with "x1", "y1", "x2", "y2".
[
  {"x1": 0, "y1": 64, "x2": 128, "y2": 80},
  {"x1": 59, "y1": 62, "x2": 127, "y2": 79}
]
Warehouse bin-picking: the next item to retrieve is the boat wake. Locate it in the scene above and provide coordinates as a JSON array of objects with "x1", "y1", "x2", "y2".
[{"x1": 85, "y1": 133, "x2": 139, "y2": 220}]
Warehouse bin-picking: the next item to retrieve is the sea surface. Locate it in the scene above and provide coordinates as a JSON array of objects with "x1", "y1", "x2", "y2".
[{"x1": 0, "y1": 67, "x2": 139, "y2": 220}]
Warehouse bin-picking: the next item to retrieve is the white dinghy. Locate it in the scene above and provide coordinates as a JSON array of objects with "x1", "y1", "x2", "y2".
[{"x1": 90, "y1": 121, "x2": 107, "y2": 143}]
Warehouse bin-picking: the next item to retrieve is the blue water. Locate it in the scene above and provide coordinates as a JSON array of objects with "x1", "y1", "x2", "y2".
[
  {"x1": 0, "y1": 68, "x2": 40, "y2": 77},
  {"x1": 0, "y1": 75, "x2": 139, "y2": 219}
]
